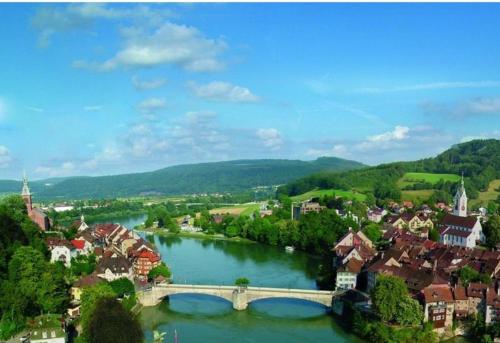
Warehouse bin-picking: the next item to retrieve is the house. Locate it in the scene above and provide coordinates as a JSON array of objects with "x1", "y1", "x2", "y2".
[
  {"x1": 333, "y1": 229, "x2": 376, "y2": 290},
  {"x1": 29, "y1": 314, "x2": 66, "y2": 343},
  {"x1": 467, "y1": 283, "x2": 488, "y2": 315},
  {"x1": 485, "y1": 287, "x2": 500, "y2": 324},
  {"x1": 367, "y1": 207, "x2": 386, "y2": 223},
  {"x1": 292, "y1": 200, "x2": 325, "y2": 220},
  {"x1": 386, "y1": 212, "x2": 434, "y2": 231},
  {"x1": 71, "y1": 239, "x2": 93, "y2": 256},
  {"x1": 96, "y1": 256, "x2": 133, "y2": 281},
  {"x1": 48, "y1": 239, "x2": 75, "y2": 267},
  {"x1": 70, "y1": 273, "x2": 104, "y2": 302},
  {"x1": 423, "y1": 285, "x2": 455, "y2": 331},
  {"x1": 335, "y1": 258, "x2": 363, "y2": 290},
  {"x1": 133, "y1": 249, "x2": 161, "y2": 279},
  {"x1": 453, "y1": 286, "x2": 469, "y2": 319}
]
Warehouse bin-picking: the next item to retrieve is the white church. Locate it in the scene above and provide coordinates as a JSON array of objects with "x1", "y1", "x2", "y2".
[{"x1": 439, "y1": 176, "x2": 484, "y2": 248}]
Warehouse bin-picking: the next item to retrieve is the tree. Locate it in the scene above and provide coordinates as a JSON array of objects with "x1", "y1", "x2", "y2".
[
  {"x1": 148, "y1": 263, "x2": 171, "y2": 280},
  {"x1": 483, "y1": 215, "x2": 500, "y2": 248},
  {"x1": 458, "y1": 266, "x2": 491, "y2": 286},
  {"x1": 235, "y1": 277, "x2": 250, "y2": 288},
  {"x1": 363, "y1": 223, "x2": 382, "y2": 243},
  {"x1": 395, "y1": 296, "x2": 423, "y2": 326},
  {"x1": 80, "y1": 283, "x2": 116, "y2": 336},
  {"x1": 84, "y1": 297, "x2": 143, "y2": 343},
  {"x1": 428, "y1": 227, "x2": 440, "y2": 242},
  {"x1": 372, "y1": 275, "x2": 409, "y2": 322},
  {"x1": 109, "y1": 278, "x2": 135, "y2": 298}
]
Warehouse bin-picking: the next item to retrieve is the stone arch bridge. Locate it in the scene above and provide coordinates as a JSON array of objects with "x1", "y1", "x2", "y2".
[{"x1": 138, "y1": 284, "x2": 343, "y2": 310}]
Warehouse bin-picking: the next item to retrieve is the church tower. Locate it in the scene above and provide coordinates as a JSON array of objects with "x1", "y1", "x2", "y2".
[
  {"x1": 21, "y1": 172, "x2": 33, "y2": 213},
  {"x1": 453, "y1": 174, "x2": 467, "y2": 217}
]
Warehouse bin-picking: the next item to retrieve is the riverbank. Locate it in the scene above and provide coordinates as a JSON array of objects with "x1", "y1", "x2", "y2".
[{"x1": 135, "y1": 227, "x2": 257, "y2": 244}]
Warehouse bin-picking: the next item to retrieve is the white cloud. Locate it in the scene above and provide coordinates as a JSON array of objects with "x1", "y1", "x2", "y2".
[
  {"x1": 188, "y1": 81, "x2": 260, "y2": 103},
  {"x1": 256, "y1": 128, "x2": 283, "y2": 150},
  {"x1": 136, "y1": 98, "x2": 166, "y2": 114},
  {"x1": 356, "y1": 80, "x2": 500, "y2": 94},
  {"x1": 84, "y1": 105, "x2": 102, "y2": 112},
  {"x1": 132, "y1": 75, "x2": 166, "y2": 90},
  {"x1": 32, "y1": 4, "x2": 174, "y2": 47},
  {"x1": 75, "y1": 22, "x2": 227, "y2": 72},
  {"x1": 306, "y1": 144, "x2": 349, "y2": 158},
  {"x1": 368, "y1": 126, "x2": 410, "y2": 142},
  {"x1": 35, "y1": 161, "x2": 76, "y2": 177},
  {"x1": 0, "y1": 145, "x2": 12, "y2": 168},
  {"x1": 421, "y1": 96, "x2": 500, "y2": 117}
]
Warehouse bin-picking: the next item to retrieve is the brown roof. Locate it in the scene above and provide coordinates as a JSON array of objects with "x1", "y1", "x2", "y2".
[
  {"x1": 73, "y1": 273, "x2": 104, "y2": 288},
  {"x1": 339, "y1": 258, "x2": 363, "y2": 274},
  {"x1": 424, "y1": 286, "x2": 454, "y2": 303},
  {"x1": 453, "y1": 286, "x2": 468, "y2": 301},
  {"x1": 467, "y1": 283, "x2": 488, "y2": 298},
  {"x1": 441, "y1": 227, "x2": 474, "y2": 238},
  {"x1": 96, "y1": 256, "x2": 132, "y2": 274},
  {"x1": 441, "y1": 214, "x2": 478, "y2": 229}
]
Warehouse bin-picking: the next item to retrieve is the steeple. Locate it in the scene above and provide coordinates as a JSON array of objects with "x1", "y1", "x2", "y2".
[
  {"x1": 453, "y1": 172, "x2": 467, "y2": 217},
  {"x1": 21, "y1": 171, "x2": 30, "y2": 196},
  {"x1": 21, "y1": 171, "x2": 33, "y2": 212}
]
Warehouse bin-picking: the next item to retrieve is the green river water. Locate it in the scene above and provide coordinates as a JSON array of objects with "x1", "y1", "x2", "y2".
[{"x1": 106, "y1": 215, "x2": 363, "y2": 343}]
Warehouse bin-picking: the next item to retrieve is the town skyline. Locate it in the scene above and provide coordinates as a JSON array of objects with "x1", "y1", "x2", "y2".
[{"x1": 1, "y1": 3, "x2": 500, "y2": 179}]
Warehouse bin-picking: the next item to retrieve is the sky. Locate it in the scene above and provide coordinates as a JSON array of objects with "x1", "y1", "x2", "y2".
[{"x1": 1, "y1": 3, "x2": 500, "y2": 180}]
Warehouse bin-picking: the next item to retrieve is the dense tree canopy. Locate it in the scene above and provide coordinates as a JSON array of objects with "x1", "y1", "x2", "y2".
[{"x1": 84, "y1": 297, "x2": 143, "y2": 343}]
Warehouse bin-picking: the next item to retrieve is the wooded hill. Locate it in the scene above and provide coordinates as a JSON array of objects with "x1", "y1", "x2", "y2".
[
  {"x1": 0, "y1": 157, "x2": 366, "y2": 200},
  {"x1": 278, "y1": 139, "x2": 500, "y2": 204}
]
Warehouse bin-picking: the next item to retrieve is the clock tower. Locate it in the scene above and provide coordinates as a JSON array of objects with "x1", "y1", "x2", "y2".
[{"x1": 453, "y1": 174, "x2": 467, "y2": 217}]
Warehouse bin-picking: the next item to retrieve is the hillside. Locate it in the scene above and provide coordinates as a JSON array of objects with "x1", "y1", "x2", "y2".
[
  {"x1": 0, "y1": 157, "x2": 366, "y2": 200},
  {"x1": 278, "y1": 139, "x2": 500, "y2": 204}
]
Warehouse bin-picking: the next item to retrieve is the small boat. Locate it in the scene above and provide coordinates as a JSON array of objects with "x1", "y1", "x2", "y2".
[{"x1": 285, "y1": 246, "x2": 295, "y2": 253}]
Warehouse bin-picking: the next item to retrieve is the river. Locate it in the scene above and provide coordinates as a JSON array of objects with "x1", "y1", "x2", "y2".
[{"x1": 106, "y1": 215, "x2": 362, "y2": 343}]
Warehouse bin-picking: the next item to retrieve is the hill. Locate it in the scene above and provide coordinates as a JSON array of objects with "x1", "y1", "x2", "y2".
[
  {"x1": 0, "y1": 157, "x2": 366, "y2": 200},
  {"x1": 278, "y1": 139, "x2": 500, "y2": 205}
]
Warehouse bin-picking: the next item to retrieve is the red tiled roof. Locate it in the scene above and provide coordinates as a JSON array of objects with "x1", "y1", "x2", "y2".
[
  {"x1": 71, "y1": 239, "x2": 86, "y2": 250},
  {"x1": 453, "y1": 286, "x2": 468, "y2": 301},
  {"x1": 424, "y1": 286, "x2": 454, "y2": 303},
  {"x1": 339, "y1": 258, "x2": 363, "y2": 274},
  {"x1": 467, "y1": 283, "x2": 488, "y2": 298},
  {"x1": 441, "y1": 227, "x2": 474, "y2": 238},
  {"x1": 137, "y1": 249, "x2": 161, "y2": 263}
]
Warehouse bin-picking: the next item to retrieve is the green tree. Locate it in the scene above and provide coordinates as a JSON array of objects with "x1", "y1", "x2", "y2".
[
  {"x1": 372, "y1": 275, "x2": 409, "y2": 322},
  {"x1": 363, "y1": 223, "x2": 382, "y2": 243},
  {"x1": 80, "y1": 283, "x2": 116, "y2": 336},
  {"x1": 84, "y1": 297, "x2": 143, "y2": 343},
  {"x1": 483, "y1": 215, "x2": 500, "y2": 248},
  {"x1": 148, "y1": 263, "x2": 171, "y2": 280},
  {"x1": 109, "y1": 278, "x2": 135, "y2": 298},
  {"x1": 395, "y1": 296, "x2": 423, "y2": 326},
  {"x1": 235, "y1": 277, "x2": 250, "y2": 287}
]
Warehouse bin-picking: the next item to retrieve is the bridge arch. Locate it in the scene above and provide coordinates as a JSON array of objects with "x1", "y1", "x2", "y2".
[{"x1": 246, "y1": 296, "x2": 332, "y2": 308}]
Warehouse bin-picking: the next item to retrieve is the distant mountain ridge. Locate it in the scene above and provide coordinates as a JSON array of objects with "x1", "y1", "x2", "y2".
[{"x1": 0, "y1": 157, "x2": 366, "y2": 200}]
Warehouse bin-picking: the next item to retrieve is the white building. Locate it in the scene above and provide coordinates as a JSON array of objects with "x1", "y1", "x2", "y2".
[
  {"x1": 50, "y1": 243, "x2": 75, "y2": 267},
  {"x1": 439, "y1": 176, "x2": 484, "y2": 248}
]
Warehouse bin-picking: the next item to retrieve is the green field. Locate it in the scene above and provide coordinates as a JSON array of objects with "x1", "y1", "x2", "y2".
[
  {"x1": 401, "y1": 190, "x2": 435, "y2": 201},
  {"x1": 290, "y1": 189, "x2": 367, "y2": 202},
  {"x1": 470, "y1": 179, "x2": 500, "y2": 207},
  {"x1": 397, "y1": 172, "x2": 460, "y2": 189}
]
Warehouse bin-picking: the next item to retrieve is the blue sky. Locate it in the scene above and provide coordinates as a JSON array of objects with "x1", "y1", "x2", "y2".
[{"x1": 1, "y1": 3, "x2": 500, "y2": 179}]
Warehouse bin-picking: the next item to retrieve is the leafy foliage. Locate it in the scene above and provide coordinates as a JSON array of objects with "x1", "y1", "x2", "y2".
[
  {"x1": 148, "y1": 263, "x2": 171, "y2": 280},
  {"x1": 84, "y1": 297, "x2": 143, "y2": 343},
  {"x1": 235, "y1": 277, "x2": 250, "y2": 287},
  {"x1": 458, "y1": 266, "x2": 491, "y2": 286},
  {"x1": 109, "y1": 278, "x2": 135, "y2": 298},
  {"x1": 80, "y1": 283, "x2": 117, "y2": 340},
  {"x1": 483, "y1": 214, "x2": 500, "y2": 248}
]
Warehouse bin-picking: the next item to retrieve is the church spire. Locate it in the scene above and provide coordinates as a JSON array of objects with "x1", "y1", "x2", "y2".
[
  {"x1": 21, "y1": 171, "x2": 30, "y2": 196},
  {"x1": 453, "y1": 172, "x2": 467, "y2": 217}
]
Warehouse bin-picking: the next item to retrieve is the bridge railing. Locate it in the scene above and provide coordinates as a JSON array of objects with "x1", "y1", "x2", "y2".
[{"x1": 152, "y1": 283, "x2": 337, "y2": 295}]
